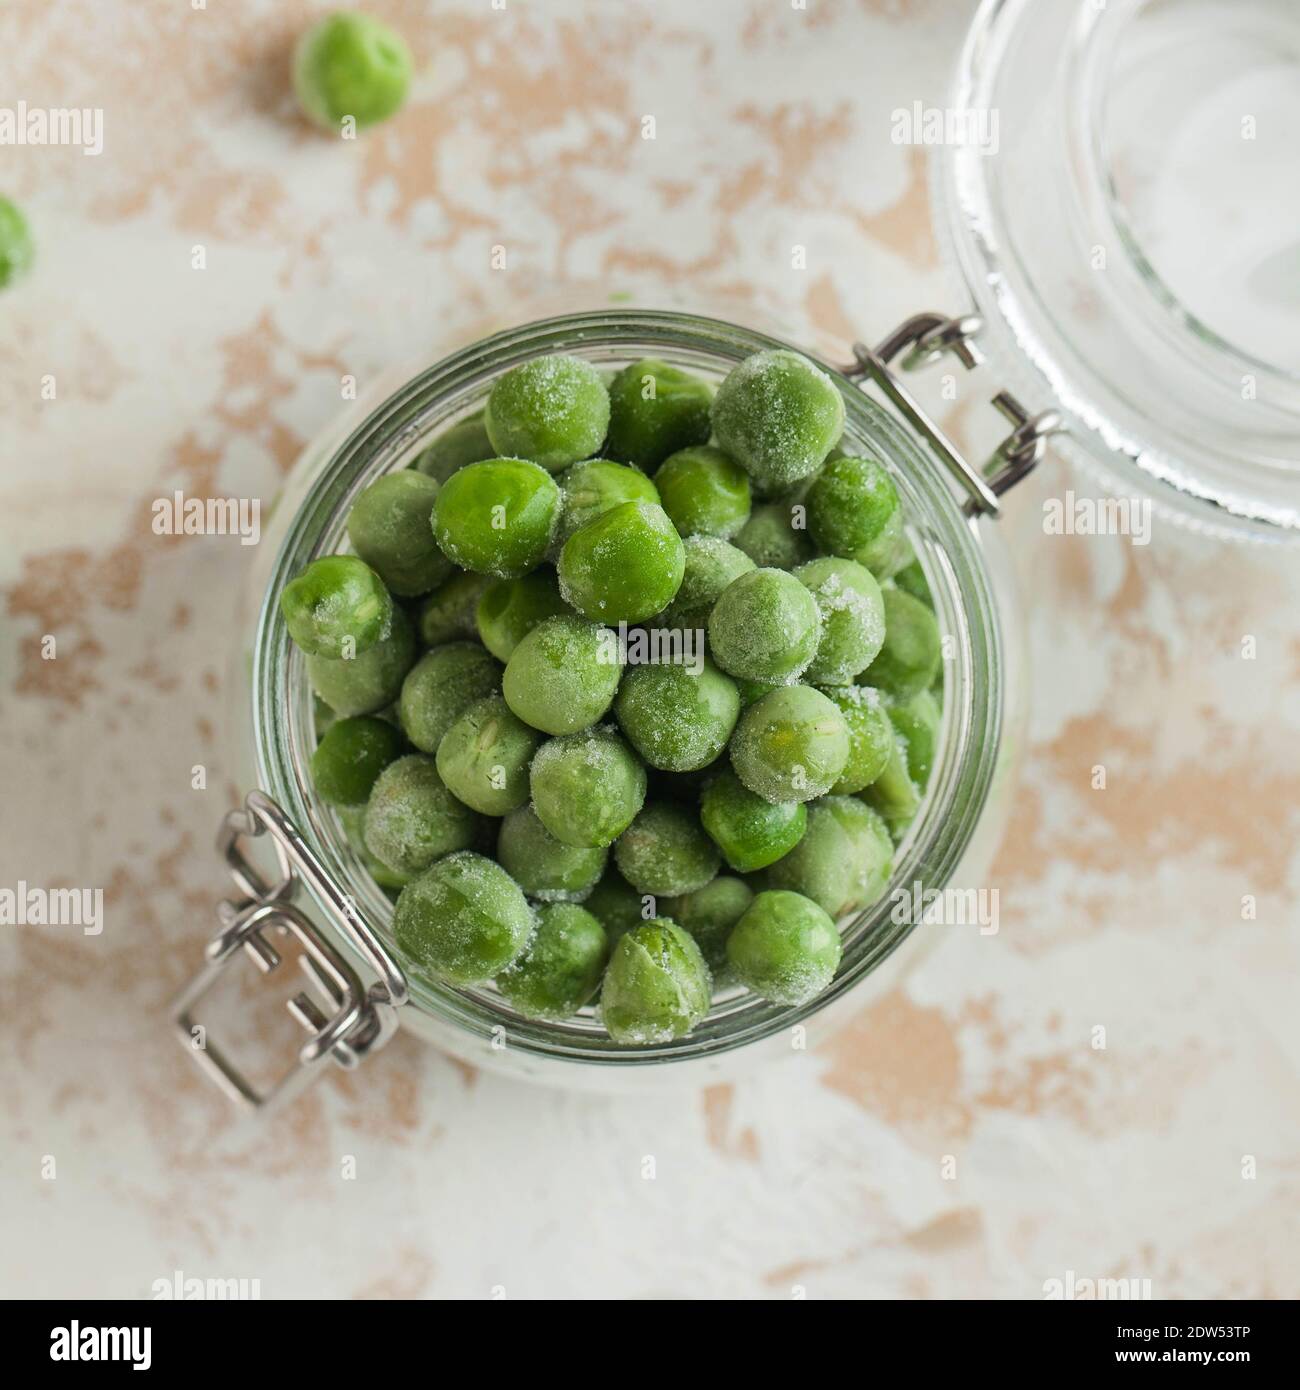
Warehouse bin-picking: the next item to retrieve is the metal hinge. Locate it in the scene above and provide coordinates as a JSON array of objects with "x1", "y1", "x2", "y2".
[
  {"x1": 842, "y1": 312, "x2": 1064, "y2": 517},
  {"x1": 172, "y1": 791, "x2": 408, "y2": 1112}
]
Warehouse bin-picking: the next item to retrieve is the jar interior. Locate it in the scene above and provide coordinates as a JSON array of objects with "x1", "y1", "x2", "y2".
[{"x1": 256, "y1": 313, "x2": 1003, "y2": 1067}]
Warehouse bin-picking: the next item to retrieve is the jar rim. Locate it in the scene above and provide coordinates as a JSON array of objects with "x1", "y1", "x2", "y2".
[{"x1": 252, "y1": 309, "x2": 1005, "y2": 1067}]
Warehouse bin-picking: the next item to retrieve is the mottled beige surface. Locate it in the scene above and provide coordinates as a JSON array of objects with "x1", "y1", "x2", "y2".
[{"x1": 2, "y1": 0, "x2": 1298, "y2": 1300}]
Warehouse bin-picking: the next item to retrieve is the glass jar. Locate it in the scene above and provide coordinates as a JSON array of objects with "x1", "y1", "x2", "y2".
[
  {"x1": 181, "y1": 309, "x2": 1027, "y2": 1106},
  {"x1": 937, "y1": 0, "x2": 1300, "y2": 540}
]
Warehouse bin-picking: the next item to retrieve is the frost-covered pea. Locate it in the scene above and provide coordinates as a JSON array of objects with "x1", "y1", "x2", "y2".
[
  {"x1": 653, "y1": 445, "x2": 751, "y2": 539},
  {"x1": 614, "y1": 658, "x2": 740, "y2": 772},
  {"x1": 821, "y1": 684, "x2": 894, "y2": 794},
  {"x1": 475, "y1": 569, "x2": 570, "y2": 662},
  {"x1": 614, "y1": 802, "x2": 720, "y2": 897},
  {"x1": 807, "y1": 452, "x2": 900, "y2": 564},
  {"x1": 661, "y1": 875, "x2": 753, "y2": 974},
  {"x1": 363, "y1": 754, "x2": 480, "y2": 877},
  {"x1": 281, "y1": 555, "x2": 393, "y2": 658},
  {"x1": 733, "y1": 501, "x2": 816, "y2": 570},
  {"x1": 501, "y1": 614, "x2": 622, "y2": 735},
  {"x1": 432, "y1": 458, "x2": 561, "y2": 578},
  {"x1": 860, "y1": 586, "x2": 942, "y2": 698},
  {"x1": 398, "y1": 642, "x2": 503, "y2": 753},
  {"x1": 725, "y1": 889, "x2": 841, "y2": 1006},
  {"x1": 292, "y1": 12, "x2": 412, "y2": 131},
  {"x1": 707, "y1": 567, "x2": 822, "y2": 685},
  {"x1": 347, "y1": 470, "x2": 451, "y2": 597},
  {"x1": 711, "y1": 350, "x2": 844, "y2": 492},
  {"x1": 558, "y1": 500, "x2": 685, "y2": 624},
  {"x1": 605, "y1": 358, "x2": 713, "y2": 470},
  {"x1": 600, "y1": 918, "x2": 712, "y2": 1043},
  {"x1": 529, "y1": 728, "x2": 647, "y2": 848},
  {"x1": 699, "y1": 767, "x2": 806, "y2": 872},
  {"x1": 393, "y1": 851, "x2": 534, "y2": 986},
  {"x1": 496, "y1": 804, "x2": 607, "y2": 901},
  {"x1": 554, "y1": 458, "x2": 660, "y2": 548},
  {"x1": 415, "y1": 571, "x2": 493, "y2": 646},
  {"x1": 311, "y1": 714, "x2": 405, "y2": 806},
  {"x1": 308, "y1": 604, "x2": 416, "y2": 716},
  {"x1": 495, "y1": 902, "x2": 609, "y2": 1020},
  {"x1": 656, "y1": 536, "x2": 756, "y2": 630},
  {"x1": 485, "y1": 354, "x2": 610, "y2": 471},
  {"x1": 413, "y1": 411, "x2": 494, "y2": 483},
  {"x1": 729, "y1": 684, "x2": 850, "y2": 804},
  {"x1": 794, "y1": 556, "x2": 885, "y2": 685},
  {"x1": 435, "y1": 694, "x2": 541, "y2": 815},
  {"x1": 761, "y1": 795, "x2": 892, "y2": 918}
]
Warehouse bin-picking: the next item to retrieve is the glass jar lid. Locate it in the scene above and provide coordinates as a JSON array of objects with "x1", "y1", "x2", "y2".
[{"x1": 937, "y1": 0, "x2": 1300, "y2": 540}]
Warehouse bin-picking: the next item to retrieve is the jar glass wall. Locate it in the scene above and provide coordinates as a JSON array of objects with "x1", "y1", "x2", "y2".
[{"x1": 237, "y1": 311, "x2": 1019, "y2": 1087}]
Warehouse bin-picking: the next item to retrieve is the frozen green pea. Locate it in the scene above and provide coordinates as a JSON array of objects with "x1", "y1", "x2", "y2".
[
  {"x1": 432, "y1": 458, "x2": 561, "y2": 578},
  {"x1": 281, "y1": 555, "x2": 394, "y2": 658},
  {"x1": 475, "y1": 569, "x2": 569, "y2": 662},
  {"x1": 707, "y1": 567, "x2": 822, "y2": 685},
  {"x1": 485, "y1": 354, "x2": 610, "y2": 471},
  {"x1": 794, "y1": 556, "x2": 886, "y2": 685},
  {"x1": 614, "y1": 658, "x2": 740, "y2": 772},
  {"x1": 398, "y1": 642, "x2": 502, "y2": 752},
  {"x1": 860, "y1": 587, "x2": 942, "y2": 698},
  {"x1": 653, "y1": 446, "x2": 751, "y2": 540},
  {"x1": 605, "y1": 359, "x2": 713, "y2": 470},
  {"x1": 656, "y1": 536, "x2": 755, "y2": 630},
  {"x1": 893, "y1": 550, "x2": 933, "y2": 607},
  {"x1": 730, "y1": 684, "x2": 850, "y2": 804},
  {"x1": 415, "y1": 571, "x2": 492, "y2": 646},
  {"x1": 435, "y1": 694, "x2": 541, "y2": 815},
  {"x1": 530, "y1": 728, "x2": 647, "y2": 848},
  {"x1": 337, "y1": 805, "x2": 413, "y2": 892},
  {"x1": 292, "y1": 12, "x2": 411, "y2": 130},
  {"x1": 807, "y1": 453, "x2": 901, "y2": 567},
  {"x1": 600, "y1": 919, "x2": 712, "y2": 1044},
  {"x1": 858, "y1": 729, "x2": 920, "y2": 841},
  {"x1": 584, "y1": 869, "x2": 650, "y2": 948},
  {"x1": 558, "y1": 500, "x2": 685, "y2": 624},
  {"x1": 497, "y1": 805, "x2": 607, "y2": 901},
  {"x1": 661, "y1": 876, "x2": 754, "y2": 974},
  {"x1": 347, "y1": 471, "x2": 451, "y2": 597},
  {"x1": 762, "y1": 796, "x2": 892, "y2": 918},
  {"x1": 711, "y1": 350, "x2": 844, "y2": 492},
  {"x1": 732, "y1": 501, "x2": 816, "y2": 570},
  {"x1": 495, "y1": 902, "x2": 609, "y2": 1020},
  {"x1": 308, "y1": 604, "x2": 416, "y2": 716},
  {"x1": 363, "y1": 754, "x2": 480, "y2": 877},
  {"x1": 0, "y1": 197, "x2": 34, "y2": 289},
  {"x1": 822, "y1": 684, "x2": 894, "y2": 793},
  {"x1": 699, "y1": 767, "x2": 807, "y2": 872},
  {"x1": 413, "y1": 412, "x2": 494, "y2": 483},
  {"x1": 726, "y1": 889, "x2": 841, "y2": 1006},
  {"x1": 887, "y1": 688, "x2": 941, "y2": 792},
  {"x1": 393, "y1": 851, "x2": 534, "y2": 986},
  {"x1": 554, "y1": 459, "x2": 660, "y2": 548},
  {"x1": 614, "y1": 802, "x2": 720, "y2": 897},
  {"x1": 502, "y1": 614, "x2": 622, "y2": 735},
  {"x1": 311, "y1": 715, "x2": 405, "y2": 806}
]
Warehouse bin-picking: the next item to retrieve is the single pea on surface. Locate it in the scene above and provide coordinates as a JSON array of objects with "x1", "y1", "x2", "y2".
[
  {"x1": 347, "y1": 470, "x2": 450, "y2": 596},
  {"x1": 708, "y1": 567, "x2": 822, "y2": 685},
  {"x1": 474, "y1": 569, "x2": 569, "y2": 662},
  {"x1": 496, "y1": 804, "x2": 607, "y2": 901},
  {"x1": 311, "y1": 714, "x2": 405, "y2": 806},
  {"x1": 558, "y1": 499, "x2": 685, "y2": 623},
  {"x1": 0, "y1": 197, "x2": 34, "y2": 289},
  {"x1": 614, "y1": 802, "x2": 720, "y2": 897},
  {"x1": 699, "y1": 767, "x2": 807, "y2": 872},
  {"x1": 726, "y1": 889, "x2": 842, "y2": 1006},
  {"x1": 292, "y1": 12, "x2": 412, "y2": 131},
  {"x1": 435, "y1": 693, "x2": 540, "y2": 815},
  {"x1": 433, "y1": 458, "x2": 561, "y2": 578},
  {"x1": 605, "y1": 359, "x2": 713, "y2": 470},
  {"x1": 711, "y1": 350, "x2": 845, "y2": 492},
  {"x1": 502, "y1": 614, "x2": 622, "y2": 735},
  {"x1": 614, "y1": 658, "x2": 740, "y2": 772},
  {"x1": 308, "y1": 604, "x2": 415, "y2": 716},
  {"x1": 554, "y1": 459, "x2": 660, "y2": 548},
  {"x1": 653, "y1": 445, "x2": 751, "y2": 540},
  {"x1": 393, "y1": 851, "x2": 534, "y2": 986},
  {"x1": 730, "y1": 684, "x2": 850, "y2": 804},
  {"x1": 495, "y1": 902, "x2": 609, "y2": 1021},
  {"x1": 363, "y1": 754, "x2": 479, "y2": 877},
  {"x1": 398, "y1": 642, "x2": 503, "y2": 753},
  {"x1": 762, "y1": 795, "x2": 892, "y2": 919},
  {"x1": 485, "y1": 355, "x2": 610, "y2": 471},
  {"x1": 530, "y1": 728, "x2": 647, "y2": 848},
  {"x1": 281, "y1": 554, "x2": 393, "y2": 658},
  {"x1": 600, "y1": 918, "x2": 713, "y2": 1044}
]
